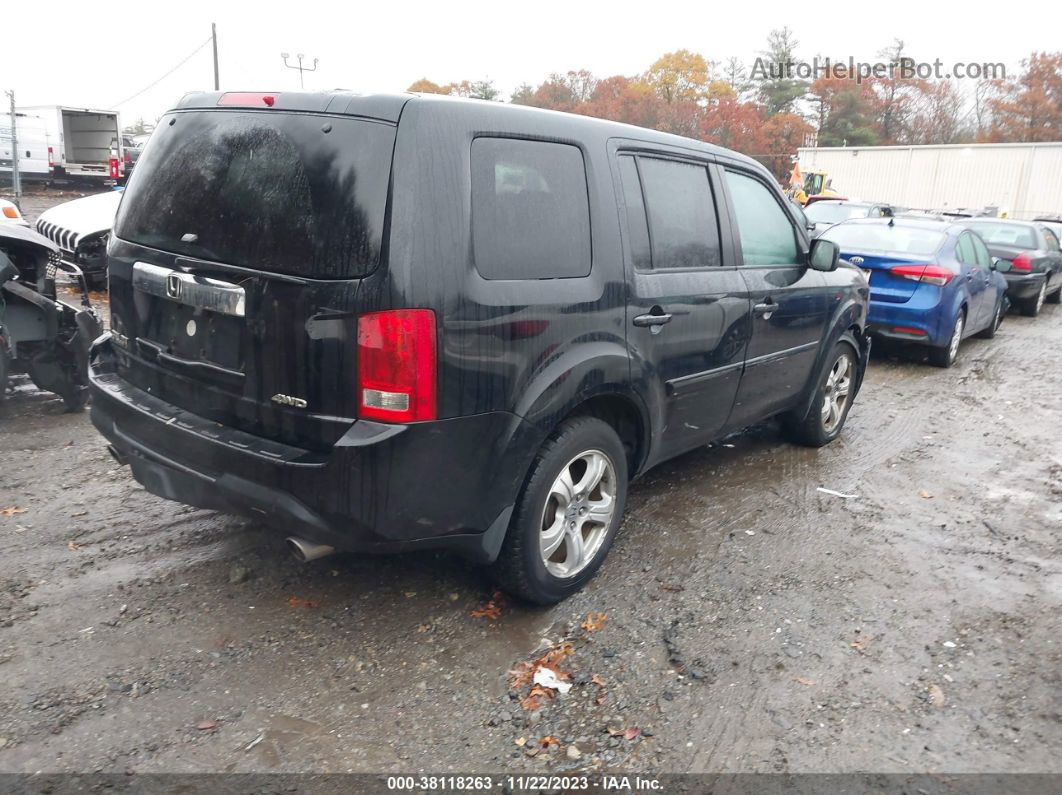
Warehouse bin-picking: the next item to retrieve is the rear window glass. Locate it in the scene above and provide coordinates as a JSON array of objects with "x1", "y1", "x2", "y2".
[
  {"x1": 822, "y1": 223, "x2": 946, "y2": 256},
  {"x1": 966, "y1": 222, "x2": 1037, "y2": 249},
  {"x1": 471, "y1": 137, "x2": 591, "y2": 280},
  {"x1": 805, "y1": 203, "x2": 870, "y2": 224},
  {"x1": 638, "y1": 157, "x2": 721, "y2": 269},
  {"x1": 115, "y1": 111, "x2": 396, "y2": 279}
]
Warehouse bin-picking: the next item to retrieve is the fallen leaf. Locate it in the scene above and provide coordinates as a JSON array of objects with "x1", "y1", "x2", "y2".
[
  {"x1": 514, "y1": 737, "x2": 527, "y2": 747},
  {"x1": 581, "y1": 611, "x2": 608, "y2": 633},
  {"x1": 590, "y1": 674, "x2": 606, "y2": 687},
  {"x1": 623, "y1": 727, "x2": 641, "y2": 741},
  {"x1": 538, "y1": 735, "x2": 560, "y2": 747},
  {"x1": 67, "y1": 541, "x2": 83, "y2": 551},
  {"x1": 794, "y1": 677, "x2": 816, "y2": 686},
  {"x1": 286, "y1": 596, "x2": 320, "y2": 609},
  {"x1": 850, "y1": 638, "x2": 869, "y2": 651},
  {"x1": 196, "y1": 720, "x2": 218, "y2": 731},
  {"x1": 919, "y1": 490, "x2": 934, "y2": 499},
  {"x1": 471, "y1": 591, "x2": 505, "y2": 620},
  {"x1": 595, "y1": 693, "x2": 608, "y2": 705},
  {"x1": 0, "y1": 507, "x2": 27, "y2": 517},
  {"x1": 928, "y1": 684, "x2": 946, "y2": 708}
]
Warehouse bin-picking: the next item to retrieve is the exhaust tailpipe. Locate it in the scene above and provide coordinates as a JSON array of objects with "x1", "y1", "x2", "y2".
[{"x1": 286, "y1": 537, "x2": 335, "y2": 563}]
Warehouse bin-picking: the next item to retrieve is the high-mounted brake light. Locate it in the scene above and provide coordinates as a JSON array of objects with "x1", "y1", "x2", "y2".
[
  {"x1": 889, "y1": 264, "x2": 954, "y2": 287},
  {"x1": 1010, "y1": 252, "x2": 1033, "y2": 273},
  {"x1": 217, "y1": 92, "x2": 278, "y2": 107},
  {"x1": 357, "y1": 310, "x2": 437, "y2": 423}
]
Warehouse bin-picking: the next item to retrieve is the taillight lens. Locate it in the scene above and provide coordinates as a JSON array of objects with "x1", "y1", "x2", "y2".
[
  {"x1": 47, "y1": 146, "x2": 54, "y2": 167},
  {"x1": 357, "y1": 310, "x2": 437, "y2": 423},
  {"x1": 108, "y1": 157, "x2": 120, "y2": 179},
  {"x1": 889, "y1": 264, "x2": 954, "y2": 287},
  {"x1": 1011, "y1": 252, "x2": 1033, "y2": 273},
  {"x1": 2, "y1": 206, "x2": 20, "y2": 220}
]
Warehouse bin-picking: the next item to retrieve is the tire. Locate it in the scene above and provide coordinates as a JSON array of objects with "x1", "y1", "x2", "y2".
[
  {"x1": 62, "y1": 388, "x2": 90, "y2": 412},
  {"x1": 1047, "y1": 284, "x2": 1062, "y2": 305},
  {"x1": 491, "y1": 416, "x2": 628, "y2": 604},
  {"x1": 783, "y1": 338, "x2": 858, "y2": 448},
  {"x1": 976, "y1": 298, "x2": 1004, "y2": 339},
  {"x1": 928, "y1": 312, "x2": 964, "y2": 368},
  {"x1": 1020, "y1": 281, "x2": 1046, "y2": 317},
  {"x1": 0, "y1": 342, "x2": 8, "y2": 405}
]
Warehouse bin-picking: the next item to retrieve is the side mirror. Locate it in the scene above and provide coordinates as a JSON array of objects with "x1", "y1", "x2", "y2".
[
  {"x1": 809, "y1": 238, "x2": 840, "y2": 272},
  {"x1": 990, "y1": 257, "x2": 1000, "y2": 270}
]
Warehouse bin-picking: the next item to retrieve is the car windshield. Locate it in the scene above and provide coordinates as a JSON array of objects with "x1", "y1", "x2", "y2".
[
  {"x1": 822, "y1": 223, "x2": 945, "y2": 256},
  {"x1": 115, "y1": 110, "x2": 397, "y2": 279},
  {"x1": 805, "y1": 203, "x2": 870, "y2": 224},
  {"x1": 966, "y1": 222, "x2": 1038, "y2": 249}
]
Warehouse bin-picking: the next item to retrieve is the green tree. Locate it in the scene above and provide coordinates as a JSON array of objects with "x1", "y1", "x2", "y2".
[{"x1": 754, "y1": 27, "x2": 809, "y2": 115}]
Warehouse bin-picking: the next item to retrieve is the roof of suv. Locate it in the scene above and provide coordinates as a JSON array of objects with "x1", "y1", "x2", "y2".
[{"x1": 171, "y1": 90, "x2": 764, "y2": 171}]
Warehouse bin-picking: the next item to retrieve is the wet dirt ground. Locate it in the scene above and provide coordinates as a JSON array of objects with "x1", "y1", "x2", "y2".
[{"x1": 0, "y1": 192, "x2": 1059, "y2": 775}]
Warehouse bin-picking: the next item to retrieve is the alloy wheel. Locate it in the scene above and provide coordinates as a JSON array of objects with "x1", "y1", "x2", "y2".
[
  {"x1": 948, "y1": 315, "x2": 964, "y2": 363},
  {"x1": 820, "y1": 353, "x2": 853, "y2": 433},
  {"x1": 539, "y1": 449, "x2": 617, "y2": 578},
  {"x1": 1036, "y1": 282, "x2": 1046, "y2": 313}
]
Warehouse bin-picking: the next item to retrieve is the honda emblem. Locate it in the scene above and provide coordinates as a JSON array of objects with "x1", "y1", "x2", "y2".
[{"x1": 166, "y1": 272, "x2": 182, "y2": 299}]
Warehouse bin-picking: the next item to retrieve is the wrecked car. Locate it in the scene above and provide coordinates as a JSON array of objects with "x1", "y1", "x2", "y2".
[
  {"x1": 0, "y1": 223, "x2": 102, "y2": 410},
  {"x1": 34, "y1": 189, "x2": 123, "y2": 290}
]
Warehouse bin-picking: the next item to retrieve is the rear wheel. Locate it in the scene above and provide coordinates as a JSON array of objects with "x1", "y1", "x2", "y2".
[
  {"x1": 1020, "y1": 281, "x2": 1046, "y2": 317},
  {"x1": 783, "y1": 339, "x2": 858, "y2": 447},
  {"x1": 928, "y1": 312, "x2": 964, "y2": 368},
  {"x1": 492, "y1": 416, "x2": 628, "y2": 604}
]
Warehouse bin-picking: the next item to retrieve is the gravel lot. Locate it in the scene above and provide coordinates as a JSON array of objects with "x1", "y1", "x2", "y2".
[{"x1": 0, "y1": 190, "x2": 1059, "y2": 775}]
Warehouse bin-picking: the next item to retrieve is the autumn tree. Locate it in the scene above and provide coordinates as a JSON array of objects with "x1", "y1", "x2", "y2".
[
  {"x1": 406, "y1": 78, "x2": 449, "y2": 94},
  {"x1": 645, "y1": 49, "x2": 712, "y2": 103},
  {"x1": 810, "y1": 73, "x2": 880, "y2": 147},
  {"x1": 987, "y1": 52, "x2": 1062, "y2": 142},
  {"x1": 870, "y1": 40, "x2": 928, "y2": 143},
  {"x1": 909, "y1": 81, "x2": 968, "y2": 144}
]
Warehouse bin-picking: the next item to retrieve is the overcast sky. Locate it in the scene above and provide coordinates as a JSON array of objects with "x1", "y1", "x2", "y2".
[{"x1": 3, "y1": 0, "x2": 1051, "y2": 127}]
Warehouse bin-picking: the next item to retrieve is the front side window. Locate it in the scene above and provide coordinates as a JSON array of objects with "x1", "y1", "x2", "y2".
[
  {"x1": 637, "y1": 157, "x2": 721, "y2": 269},
  {"x1": 726, "y1": 170, "x2": 799, "y2": 266},
  {"x1": 471, "y1": 137, "x2": 591, "y2": 280}
]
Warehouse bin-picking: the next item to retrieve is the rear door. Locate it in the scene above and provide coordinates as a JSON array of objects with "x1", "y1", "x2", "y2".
[
  {"x1": 956, "y1": 231, "x2": 989, "y2": 327},
  {"x1": 969, "y1": 232, "x2": 1002, "y2": 322},
  {"x1": 721, "y1": 166, "x2": 827, "y2": 426},
  {"x1": 616, "y1": 151, "x2": 750, "y2": 462},
  {"x1": 109, "y1": 107, "x2": 397, "y2": 449}
]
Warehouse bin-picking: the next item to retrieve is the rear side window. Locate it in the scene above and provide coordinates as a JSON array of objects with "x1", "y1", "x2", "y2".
[
  {"x1": 725, "y1": 170, "x2": 798, "y2": 266},
  {"x1": 956, "y1": 233, "x2": 977, "y2": 265},
  {"x1": 637, "y1": 157, "x2": 721, "y2": 269},
  {"x1": 970, "y1": 233, "x2": 992, "y2": 270},
  {"x1": 471, "y1": 138, "x2": 590, "y2": 280},
  {"x1": 115, "y1": 111, "x2": 396, "y2": 279},
  {"x1": 617, "y1": 156, "x2": 651, "y2": 270}
]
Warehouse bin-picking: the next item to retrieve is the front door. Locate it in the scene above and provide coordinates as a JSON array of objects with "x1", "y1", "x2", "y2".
[
  {"x1": 721, "y1": 167, "x2": 829, "y2": 427},
  {"x1": 616, "y1": 152, "x2": 751, "y2": 464}
]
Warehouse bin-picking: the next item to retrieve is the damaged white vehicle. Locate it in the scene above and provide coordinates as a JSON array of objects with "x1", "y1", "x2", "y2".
[{"x1": 35, "y1": 189, "x2": 123, "y2": 289}]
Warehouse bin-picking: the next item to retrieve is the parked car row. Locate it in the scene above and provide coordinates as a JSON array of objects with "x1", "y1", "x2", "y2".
[{"x1": 5, "y1": 94, "x2": 1058, "y2": 604}]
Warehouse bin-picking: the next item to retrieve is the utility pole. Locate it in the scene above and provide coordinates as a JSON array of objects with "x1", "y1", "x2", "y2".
[
  {"x1": 211, "y1": 23, "x2": 220, "y2": 90},
  {"x1": 281, "y1": 53, "x2": 318, "y2": 89},
  {"x1": 5, "y1": 90, "x2": 20, "y2": 209}
]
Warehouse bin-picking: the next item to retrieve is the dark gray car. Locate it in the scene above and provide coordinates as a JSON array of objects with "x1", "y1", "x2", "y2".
[{"x1": 962, "y1": 219, "x2": 1062, "y2": 316}]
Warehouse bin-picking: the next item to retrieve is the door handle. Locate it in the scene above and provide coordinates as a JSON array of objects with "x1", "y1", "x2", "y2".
[
  {"x1": 633, "y1": 312, "x2": 673, "y2": 327},
  {"x1": 754, "y1": 300, "x2": 777, "y2": 319}
]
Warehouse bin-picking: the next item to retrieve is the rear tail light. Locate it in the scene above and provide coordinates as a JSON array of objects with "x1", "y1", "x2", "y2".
[
  {"x1": 217, "y1": 92, "x2": 278, "y2": 107},
  {"x1": 123, "y1": 152, "x2": 131, "y2": 164},
  {"x1": 889, "y1": 264, "x2": 954, "y2": 287},
  {"x1": 1011, "y1": 252, "x2": 1033, "y2": 273},
  {"x1": 47, "y1": 146, "x2": 54, "y2": 167},
  {"x1": 108, "y1": 157, "x2": 120, "y2": 179},
  {"x1": 357, "y1": 310, "x2": 437, "y2": 423}
]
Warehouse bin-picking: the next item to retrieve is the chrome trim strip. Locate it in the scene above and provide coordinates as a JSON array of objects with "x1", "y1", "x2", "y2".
[
  {"x1": 132, "y1": 261, "x2": 246, "y2": 317},
  {"x1": 665, "y1": 341, "x2": 820, "y2": 393},
  {"x1": 744, "y1": 341, "x2": 819, "y2": 368}
]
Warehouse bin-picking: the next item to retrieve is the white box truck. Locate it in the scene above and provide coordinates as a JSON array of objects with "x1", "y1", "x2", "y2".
[
  {"x1": 0, "y1": 110, "x2": 53, "y2": 180},
  {"x1": 797, "y1": 142, "x2": 1062, "y2": 220},
  {"x1": 18, "y1": 105, "x2": 123, "y2": 183}
]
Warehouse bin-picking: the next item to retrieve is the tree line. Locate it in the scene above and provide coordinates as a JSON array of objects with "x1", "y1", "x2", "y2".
[{"x1": 409, "y1": 31, "x2": 1062, "y2": 180}]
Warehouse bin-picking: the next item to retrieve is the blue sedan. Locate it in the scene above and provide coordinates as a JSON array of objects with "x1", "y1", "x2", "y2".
[{"x1": 820, "y1": 218, "x2": 1009, "y2": 367}]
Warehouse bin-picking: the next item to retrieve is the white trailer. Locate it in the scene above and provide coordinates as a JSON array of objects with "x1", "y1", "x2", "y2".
[
  {"x1": 797, "y1": 142, "x2": 1062, "y2": 220},
  {"x1": 0, "y1": 111, "x2": 53, "y2": 179},
  {"x1": 18, "y1": 105, "x2": 123, "y2": 183}
]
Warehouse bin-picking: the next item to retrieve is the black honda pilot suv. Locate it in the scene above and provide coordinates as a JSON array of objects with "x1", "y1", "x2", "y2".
[{"x1": 89, "y1": 91, "x2": 869, "y2": 603}]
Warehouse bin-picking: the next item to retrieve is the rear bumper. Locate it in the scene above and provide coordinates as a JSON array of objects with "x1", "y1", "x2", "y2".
[
  {"x1": 1002, "y1": 272, "x2": 1046, "y2": 300},
  {"x1": 88, "y1": 337, "x2": 533, "y2": 562},
  {"x1": 866, "y1": 291, "x2": 951, "y2": 347}
]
